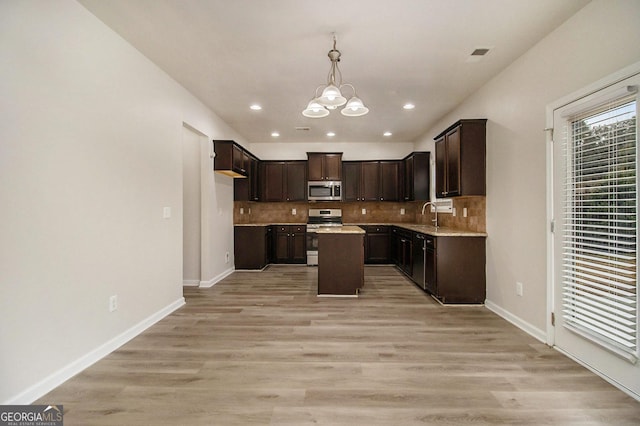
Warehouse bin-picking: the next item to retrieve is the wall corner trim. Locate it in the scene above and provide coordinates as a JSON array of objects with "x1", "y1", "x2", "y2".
[
  {"x1": 4, "y1": 297, "x2": 186, "y2": 405},
  {"x1": 485, "y1": 299, "x2": 546, "y2": 343}
]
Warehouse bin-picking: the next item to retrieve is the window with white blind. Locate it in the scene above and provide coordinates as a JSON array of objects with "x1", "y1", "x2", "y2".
[{"x1": 562, "y1": 93, "x2": 638, "y2": 361}]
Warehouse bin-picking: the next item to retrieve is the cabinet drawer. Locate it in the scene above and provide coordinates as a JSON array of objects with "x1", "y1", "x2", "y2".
[{"x1": 364, "y1": 225, "x2": 389, "y2": 234}]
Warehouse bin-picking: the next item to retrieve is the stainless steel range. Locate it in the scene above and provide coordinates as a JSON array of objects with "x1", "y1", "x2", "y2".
[{"x1": 306, "y1": 208, "x2": 343, "y2": 266}]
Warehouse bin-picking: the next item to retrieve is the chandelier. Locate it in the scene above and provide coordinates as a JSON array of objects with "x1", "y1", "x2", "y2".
[{"x1": 302, "y1": 34, "x2": 369, "y2": 118}]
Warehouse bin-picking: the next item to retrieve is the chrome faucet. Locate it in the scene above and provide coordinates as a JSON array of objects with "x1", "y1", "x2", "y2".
[{"x1": 421, "y1": 202, "x2": 438, "y2": 228}]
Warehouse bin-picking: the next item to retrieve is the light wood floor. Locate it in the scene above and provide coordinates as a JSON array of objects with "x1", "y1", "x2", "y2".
[{"x1": 38, "y1": 265, "x2": 640, "y2": 425}]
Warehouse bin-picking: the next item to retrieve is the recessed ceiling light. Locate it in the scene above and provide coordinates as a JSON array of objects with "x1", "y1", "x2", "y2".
[
  {"x1": 403, "y1": 103, "x2": 415, "y2": 110},
  {"x1": 271, "y1": 132, "x2": 280, "y2": 137},
  {"x1": 383, "y1": 131, "x2": 392, "y2": 137},
  {"x1": 250, "y1": 104, "x2": 262, "y2": 110},
  {"x1": 327, "y1": 132, "x2": 336, "y2": 137}
]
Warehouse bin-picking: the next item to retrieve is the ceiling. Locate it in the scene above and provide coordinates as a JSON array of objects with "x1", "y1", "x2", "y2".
[{"x1": 78, "y1": 0, "x2": 590, "y2": 144}]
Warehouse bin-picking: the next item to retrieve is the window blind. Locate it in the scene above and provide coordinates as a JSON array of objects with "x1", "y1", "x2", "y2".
[{"x1": 562, "y1": 96, "x2": 638, "y2": 361}]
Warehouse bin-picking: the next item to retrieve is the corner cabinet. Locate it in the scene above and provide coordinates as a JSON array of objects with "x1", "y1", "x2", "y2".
[
  {"x1": 234, "y1": 226, "x2": 270, "y2": 269},
  {"x1": 362, "y1": 225, "x2": 391, "y2": 264},
  {"x1": 434, "y1": 119, "x2": 486, "y2": 198},
  {"x1": 403, "y1": 152, "x2": 430, "y2": 201},
  {"x1": 214, "y1": 140, "x2": 250, "y2": 178},
  {"x1": 233, "y1": 154, "x2": 260, "y2": 201},
  {"x1": 307, "y1": 152, "x2": 342, "y2": 181}
]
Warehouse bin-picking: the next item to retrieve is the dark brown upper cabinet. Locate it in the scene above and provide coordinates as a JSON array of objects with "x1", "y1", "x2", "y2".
[
  {"x1": 343, "y1": 161, "x2": 401, "y2": 202},
  {"x1": 379, "y1": 161, "x2": 401, "y2": 202},
  {"x1": 434, "y1": 119, "x2": 486, "y2": 198},
  {"x1": 307, "y1": 152, "x2": 342, "y2": 181},
  {"x1": 213, "y1": 140, "x2": 251, "y2": 178},
  {"x1": 403, "y1": 152, "x2": 430, "y2": 201},
  {"x1": 261, "y1": 161, "x2": 307, "y2": 202},
  {"x1": 233, "y1": 154, "x2": 260, "y2": 201}
]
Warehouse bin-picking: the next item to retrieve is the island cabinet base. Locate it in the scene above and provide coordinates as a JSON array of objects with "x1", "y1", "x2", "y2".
[{"x1": 318, "y1": 232, "x2": 364, "y2": 296}]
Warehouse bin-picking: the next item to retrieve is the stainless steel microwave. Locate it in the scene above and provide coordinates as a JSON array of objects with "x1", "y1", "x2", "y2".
[{"x1": 308, "y1": 181, "x2": 342, "y2": 201}]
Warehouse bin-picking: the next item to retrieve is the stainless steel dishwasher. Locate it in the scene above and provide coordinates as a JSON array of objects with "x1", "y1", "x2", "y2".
[
  {"x1": 412, "y1": 233, "x2": 425, "y2": 287},
  {"x1": 424, "y1": 236, "x2": 436, "y2": 294}
]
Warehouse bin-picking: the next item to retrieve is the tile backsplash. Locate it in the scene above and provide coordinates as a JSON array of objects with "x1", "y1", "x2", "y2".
[
  {"x1": 235, "y1": 196, "x2": 486, "y2": 233},
  {"x1": 412, "y1": 196, "x2": 486, "y2": 232}
]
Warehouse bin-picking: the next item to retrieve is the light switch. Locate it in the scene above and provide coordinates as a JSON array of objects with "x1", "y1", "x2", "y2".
[
  {"x1": 463, "y1": 207, "x2": 468, "y2": 218},
  {"x1": 163, "y1": 207, "x2": 171, "y2": 219}
]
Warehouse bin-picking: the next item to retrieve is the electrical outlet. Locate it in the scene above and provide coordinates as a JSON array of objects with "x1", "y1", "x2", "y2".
[
  {"x1": 463, "y1": 207, "x2": 468, "y2": 218},
  {"x1": 452, "y1": 207, "x2": 457, "y2": 217},
  {"x1": 109, "y1": 295, "x2": 118, "y2": 312},
  {"x1": 292, "y1": 208, "x2": 297, "y2": 215},
  {"x1": 225, "y1": 252, "x2": 230, "y2": 263},
  {"x1": 240, "y1": 207, "x2": 244, "y2": 215},
  {"x1": 400, "y1": 208, "x2": 405, "y2": 215},
  {"x1": 362, "y1": 208, "x2": 366, "y2": 215},
  {"x1": 516, "y1": 282, "x2": 523, "y2": 297}
]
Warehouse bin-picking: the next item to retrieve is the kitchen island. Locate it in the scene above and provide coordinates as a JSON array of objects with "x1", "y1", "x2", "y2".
[{"x1": 317, "y1": 226, "x2": 365, "y2": 297}]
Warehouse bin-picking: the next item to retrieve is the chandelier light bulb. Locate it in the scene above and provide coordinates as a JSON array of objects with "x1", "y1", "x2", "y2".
[{"x1": 302, "y1": 99, "x2": 329, "y2": 118}]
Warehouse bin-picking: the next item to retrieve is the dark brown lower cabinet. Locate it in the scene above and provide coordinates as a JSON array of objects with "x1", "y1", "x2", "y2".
[
  {"x1": 391, "y1": 226, "x2": 486, "y2": 304},
  {"x1": 425, "y1": 236, "x2": 486, "y2": 304},
  {"x1": 234, "y1": 226, "x2": 269, "y2": 269},
  {"x1": 393, "y1": 227, "x2": 413, "y2": 275},
  {"x1": 274, "y1": 225, "x2": 306, "y2": 264},
  {"x1": 363, "y1": 225, "x2": 390, "y2": 264}
]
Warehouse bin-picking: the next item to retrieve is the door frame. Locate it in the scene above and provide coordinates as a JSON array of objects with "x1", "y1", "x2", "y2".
[{"x1": 545, "y1": 60, "x2": 640, "y2": 399}]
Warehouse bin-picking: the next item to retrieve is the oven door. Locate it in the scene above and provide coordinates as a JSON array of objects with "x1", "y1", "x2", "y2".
[{"x1": 306, "y1": 228, "x2": 319, "y2": 265}]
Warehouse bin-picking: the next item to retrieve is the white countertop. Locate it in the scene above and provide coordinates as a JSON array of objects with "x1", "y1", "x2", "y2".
[
  {"x1": 391, "y1": 224, "x2": 487, "y2": 237},
  {"x1": 235, "y1": 223, "x2": 486, "y2": 237},
  {"x1": 316, "y1": 225, "x2": 365, "y2": 234}
]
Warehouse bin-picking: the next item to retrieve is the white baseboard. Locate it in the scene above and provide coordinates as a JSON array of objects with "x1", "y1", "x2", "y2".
[
  {"x1": 199, "y1": 266, "x2": 234, "y2": 288},
  {"x1": 484, "y1": 299, "x2": 546, "y2": 343},
  {"x1": 6, "y1": 297, "x2": 185, "y2": 405},
  {"x1": 182, "y1": 279, "x2": 200, "y2": 286}
]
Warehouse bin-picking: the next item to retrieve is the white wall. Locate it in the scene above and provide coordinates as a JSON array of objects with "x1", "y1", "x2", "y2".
[
  {"x1": 414, "y1": 0, "x2": 640, "y2": 337},
  {"x1": 182, "y1": 126, "x2": 202, "y2": 284},
  {"x1": 0, "y1": 0, "x2": 242, "y2": 403}
]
